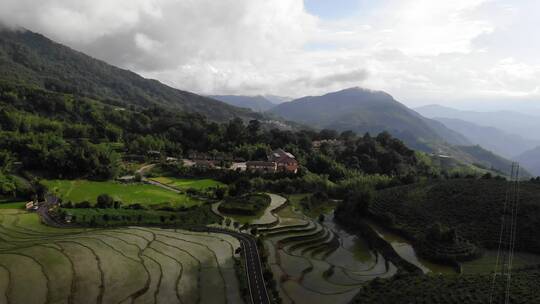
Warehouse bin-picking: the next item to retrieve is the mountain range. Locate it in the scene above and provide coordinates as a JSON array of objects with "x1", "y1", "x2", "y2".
[
  {"x1": 0, "y1": 28, "x2": 526, "y2": 177},
  {"x1": 416, "y1": 105, "x2": 540, "y2": 141},
  {"x1": 431, "y1": 117, "x2": 540, "y2": 159},
  {"x1": 415, "y1": 104, "x2": 540, "y2": 176}
]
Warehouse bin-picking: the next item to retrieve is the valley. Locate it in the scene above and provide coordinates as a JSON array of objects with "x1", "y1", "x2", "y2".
[
  {"x1": 1, "y1": 26, "x2": 540, "y2": 304},
  {"x1": 3, "y1": 173, "x2": 540, "y2": 303}
]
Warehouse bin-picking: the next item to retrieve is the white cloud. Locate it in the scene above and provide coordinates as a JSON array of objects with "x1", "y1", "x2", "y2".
[
  {"x1": 0, "y1": 0, "x2": 539, "y2": 106},
  {"x1": 1, "y1": 0, "x2": 160, "y2": 43},
  {"x1": 134, "y1": 33, "x2": 162, "y2": 53}
]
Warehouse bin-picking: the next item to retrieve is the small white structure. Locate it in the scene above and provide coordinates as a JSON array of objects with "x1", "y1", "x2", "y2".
[
  {"x1": 117, "y1": 175, "x2": 136, "y2": 183},
  {"x1": 25, "y1": 201, "x2": 38, "y2": 211}
]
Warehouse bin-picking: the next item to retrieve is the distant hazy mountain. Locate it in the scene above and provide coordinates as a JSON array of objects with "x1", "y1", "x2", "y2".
[
  {"x1": 209, "y1": 95, "x2": 276, "y2": 112},
  {"x1": 416, "y1": 105, "x2": 540, "y2": 141},
  {"x1": 516, "y1": 146, "x2": 540, "y2": 176},
  {"x1": 0, "y1": 28, "x2": 260, "y2": 122},
  {"x1": 264, "y1": 95, "x2": 292, "y2": 104},
  {"x1": 433, "y1": 117, "x2": 540, "y2": 158},
  {"x1": 270, "y1": 87, "x2": 469, "y2": 150}
]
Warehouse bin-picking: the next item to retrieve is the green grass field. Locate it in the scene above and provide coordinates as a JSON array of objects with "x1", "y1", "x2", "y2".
[
  {"x1": 43, "y1": 179, "x2": 203, "y2": 207},
  {"x1": 0, "y1": 201, "x2": 26, "y2": 209},
  {"x1": 149, "y1": 177, "x2": 224, "y2": 190},
  {"x1": 0, "y1": 208, "x2": 244, "y2": 304}
]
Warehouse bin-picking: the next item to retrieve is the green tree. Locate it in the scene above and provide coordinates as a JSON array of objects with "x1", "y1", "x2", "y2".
[
  {"x1": 0, "y1": 151, "x2": 13, "y2": 173},
  {"x1": 214, "y1": 187, "x2": 226, "y2": 200},
  {"x1": 96, "y1": 194, "x2": 114, "y2": 208}
]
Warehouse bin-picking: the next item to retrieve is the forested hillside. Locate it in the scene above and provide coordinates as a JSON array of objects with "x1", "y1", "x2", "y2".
[
  {"x1": 337, "y1": 179, "x2": 540, "y2": 261},
  {"x1": 0, "y1": 28, "x2": 260, "y2": 122}
]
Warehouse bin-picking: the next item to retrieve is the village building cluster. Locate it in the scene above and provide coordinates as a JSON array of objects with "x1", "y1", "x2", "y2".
[
  {"x1": 182, "y1": 148, "x2": 298, "y2": 173},
  {"x1": 246, "y1": 149, "x2": 298, "y2": 174},
  {"x1": 122, "y1": 148, "x2": 299, "y2": 175}
]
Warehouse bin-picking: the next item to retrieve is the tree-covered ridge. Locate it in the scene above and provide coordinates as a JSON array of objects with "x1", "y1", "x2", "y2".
[
  {"x1": 0, "y1": 28, "x2": 259, "y2": 122},
  {"x1": 366, "y1": 179, "x2": 540, "y2": 258}
]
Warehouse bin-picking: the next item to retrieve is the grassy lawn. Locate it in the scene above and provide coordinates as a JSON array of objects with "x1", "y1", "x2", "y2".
[
  {"x1": 0, "y1": 201, "x2": 26, "y2": 209},
  {"x1": 43, "y1": 179, "x2": 203, "y2": 208},
  {"x1": 149, "y1": 177, "x2": 224, "y2": 190}
]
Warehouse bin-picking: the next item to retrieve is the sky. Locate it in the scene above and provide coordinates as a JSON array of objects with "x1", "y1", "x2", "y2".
[{"x1": 0, "y1": 0, "x2": 539, "y2": 110}]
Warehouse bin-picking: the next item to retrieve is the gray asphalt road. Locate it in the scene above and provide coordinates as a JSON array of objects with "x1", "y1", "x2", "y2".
[{"x1": 192, "y1": 227, "x2": 271, "y2": 304}]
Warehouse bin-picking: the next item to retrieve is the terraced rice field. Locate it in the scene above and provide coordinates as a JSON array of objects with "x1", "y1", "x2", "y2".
[
  {"x1": 260, "y1": 206, "x2": 397, "y2": 304},
  {"x1": 43, "y1": 180, "x2": 203, "y2": 207},
  {"x1": 0, "y1": 209, "x2": 244, "y2": 304}
]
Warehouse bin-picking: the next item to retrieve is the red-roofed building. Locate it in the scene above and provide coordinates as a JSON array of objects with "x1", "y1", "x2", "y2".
[{"x1": 268, "y1": 149, "x2": 298, "y2": 173}]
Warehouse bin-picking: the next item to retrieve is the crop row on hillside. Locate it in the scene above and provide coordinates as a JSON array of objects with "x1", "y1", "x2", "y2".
[{"x1": 350, "y1": 266, "x2": 540, "y2": 304}]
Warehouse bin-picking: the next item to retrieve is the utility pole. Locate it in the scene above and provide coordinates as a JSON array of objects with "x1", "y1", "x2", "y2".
[{"x1": 489, "y1": 162, "x2": 520, "y2": 304}]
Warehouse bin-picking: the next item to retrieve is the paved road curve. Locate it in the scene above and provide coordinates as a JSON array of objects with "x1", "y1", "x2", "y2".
[{"x1": 191, "y1": 227, "x2": 271, "y2": 304}]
